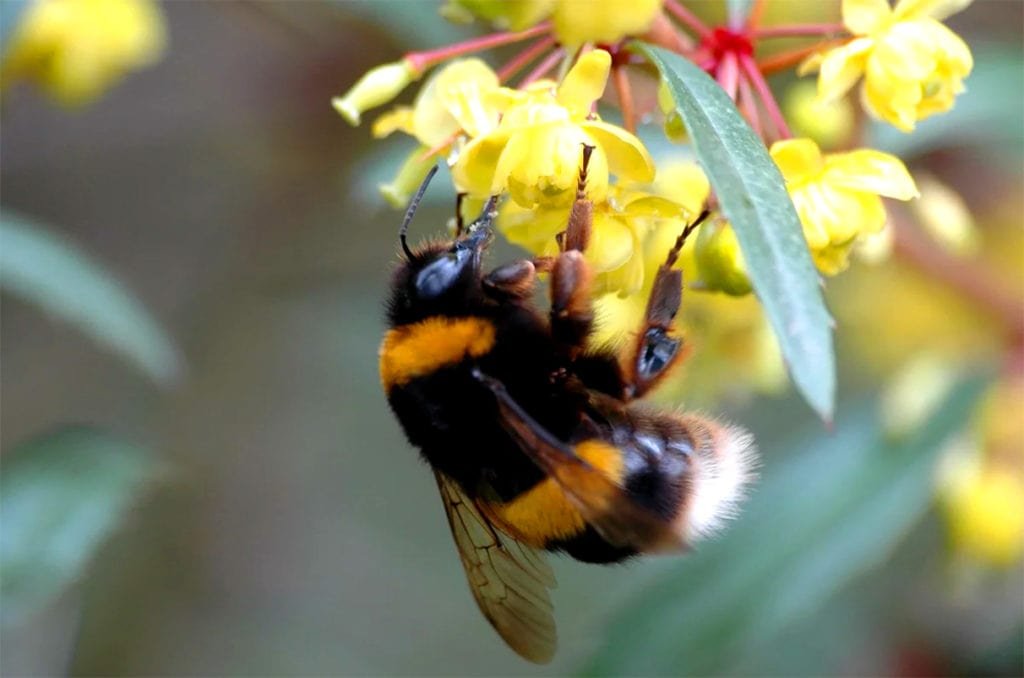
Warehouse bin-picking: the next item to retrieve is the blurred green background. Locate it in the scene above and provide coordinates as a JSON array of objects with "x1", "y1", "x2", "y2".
[{"x1": 1, "y1": 2, "x2": 1021, "y2": 676}]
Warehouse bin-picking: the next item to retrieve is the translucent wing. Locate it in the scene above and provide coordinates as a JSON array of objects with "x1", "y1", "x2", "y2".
[
  {"x1": 472, "y1": 368, "x2": 686, "y2": 553},
  {"x1": 434, "y1": 472, "x2": 558, "y2": 663}
]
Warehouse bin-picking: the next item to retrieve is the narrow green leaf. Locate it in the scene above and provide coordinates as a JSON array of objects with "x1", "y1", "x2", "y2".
[
  {"x1": 582, "y1": 374, "x2": 990, "y2": 676},
  {"x1": 0, "y1": 215, "x2": 182, "y2": 386},
  {"x1": 632, "y1": 42, "x2": 835, "y2": 421},
  {"x1": 0, "y1": 427, "x2": 155, "y2": 625}
]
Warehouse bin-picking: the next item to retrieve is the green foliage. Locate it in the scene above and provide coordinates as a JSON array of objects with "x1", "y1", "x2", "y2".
[
  {"x1": 0, "y1": 215, "x2": 182, "y2": 386},
  {"x1": 582, "y1": 373, "x2": 990, "y2": 676},
  {"x1": 0, "y1": 427, "x2": 156, "y2": 626},
  {"x1": 634, "y1": 42, "x2": 836, "y2": 422}
]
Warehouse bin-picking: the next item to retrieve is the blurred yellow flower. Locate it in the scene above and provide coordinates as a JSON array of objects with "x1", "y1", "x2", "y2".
[
  {"x1": 910, "y1": 173, "x2": 979, "y2": 256},
  {"x1": 441, "y1": 0, "x2": 663, "y2": 47},
  {"x1": 1, "y1": 0, "x2": 166, "y2": 106},
  {"x1": 452, "y1": 50, "x2": 655, "y2": 209},
  {"x1": 783, "y1": 80, "x2": 854, "y2": 150},
  {"x1": 771, "y1": 137, "x2": 919, "y2": 275},
  {"x1": 939, "y1": 439, "x2": 1024, "y2": 568},
  {"x1": 804, "y1": 0, "x2": 973, "y2": 132},
  {"x1": 550, "y1": 0, "x2": 663, "y2": 47}
]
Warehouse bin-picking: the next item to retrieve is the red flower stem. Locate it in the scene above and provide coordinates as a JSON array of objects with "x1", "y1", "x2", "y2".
[
  {"x1": 520, "y1": 47, "x2": 565, "y2": 86},
  {"x1": 737, "y1": 73, "x2": 763, "y2": 138},
  {"x1": 497, "y1": 36, "x2": 556, "y2": 82},
  {"x1": 664, "y1": 0, "x2": 712, "y2": 39},
  {"x1": 612, "y1": 65, "x2": 637, "y2": 133},
  {"x1": 717, "y1": 52, "x2": 740, "y2": 101},
  {"x1": 739, "y1": 54, "x2": 791, "y2": 140},
  {"x1": 751, "y1": 23, "x2": 846, "y2": 39},
  {"x1": 405, "y1": 22, "x2": 551, "y2": 74},
  {"x1": 757, "y1": 38, "x2": 846, "y2": 75}
]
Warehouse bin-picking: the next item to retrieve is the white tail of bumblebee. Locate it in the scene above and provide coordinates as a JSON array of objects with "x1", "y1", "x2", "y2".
[{"x1": 675, "y1": 416, "x2": 758, "y2": 541}]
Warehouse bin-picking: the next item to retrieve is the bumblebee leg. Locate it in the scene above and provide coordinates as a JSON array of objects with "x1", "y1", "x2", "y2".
[
  {"x1": 624, "y1": 210, "x2": 710, "y2": 399},
  {"x1": 454, "y1": 192, "x2": 467, "y2": 237},
  {"x1": 482, "y1": 259, "x2": 537, "y2": 300},
  {"x1": 549, "y1": 145, "x2": 597, "y2": 358}
]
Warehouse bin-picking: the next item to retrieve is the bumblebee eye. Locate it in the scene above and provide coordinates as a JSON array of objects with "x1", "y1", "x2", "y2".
[{"x1": 415, "y1": 250, "x2": 468, "y2": 298}]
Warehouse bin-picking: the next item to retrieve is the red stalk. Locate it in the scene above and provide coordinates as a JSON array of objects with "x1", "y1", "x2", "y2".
[
  {"x1": 497, "y1": 36, "x2": 556, "y2": 82},
  {"x1": 739, "y1": 54, "x2": 791, "y2": 140},
  {"x1": 664, "y1": 0, "x2": 713, "y2": 39},
  {"x1": 405, "y1": 22, "x2": 551, "y2": 74}
]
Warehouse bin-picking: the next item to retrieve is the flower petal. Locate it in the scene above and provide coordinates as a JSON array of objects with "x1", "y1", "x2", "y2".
[
  {"x1": 557, "y1": 49, "x2": 611, "y2": 119},
  {"x1": 843, "y1": 0, "x2": 893, "y2": 34},
  {"x1": 581, "y1": 120, "x2": 655, "y2": 183},
  {"x1": 826, "y1": 149, "x2": 920, "y2": 200},
  {"x1": 588, "y1": 212, "x2": 635, "y2": 272},
  {"x1": 817, "y1": 37, "x2": 874, "y2": 103},
  {"x1": 770, "y1": 138, "x2": 825, "y2": 185},
  {"x1": 451, "y1": 133, "x2": 507, "y2": 197}
]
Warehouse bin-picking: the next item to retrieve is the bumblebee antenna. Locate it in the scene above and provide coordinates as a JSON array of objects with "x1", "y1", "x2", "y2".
[{"x1": 399, "y1": 164, "x2": 439, "y2": 260}]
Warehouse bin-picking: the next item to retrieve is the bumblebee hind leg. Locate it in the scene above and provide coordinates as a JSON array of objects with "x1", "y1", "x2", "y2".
[
  {"x1": 548, "y1": 145, "x2": 598, "y2": 360},
  {"x1": 623, "y1": 210, "x2": 710, "y2": 399}
]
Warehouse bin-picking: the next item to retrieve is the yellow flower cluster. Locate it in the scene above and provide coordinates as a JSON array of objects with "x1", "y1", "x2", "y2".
[
  {"x1": 805, "y1": 0, "x2": 974, "y2": 132},
  {"x1": 441, "y1": 0, "x2": 664, "y2": 47},
  {"x1": 1, "y1": 0, "x2": 166, "y2": 106}
]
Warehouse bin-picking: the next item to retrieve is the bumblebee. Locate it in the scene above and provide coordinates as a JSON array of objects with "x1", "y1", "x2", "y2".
[{"x1": 379, "y1": 148, "x2": 757, "y2": 663}]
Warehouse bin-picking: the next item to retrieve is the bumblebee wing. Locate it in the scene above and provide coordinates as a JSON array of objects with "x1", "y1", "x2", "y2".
[
  {"x1": 434, "y1": 471, "x2": 557, "y2": 663},
  {"x1": 472, "y1": 368, "x2": 685, "y2": 553}
]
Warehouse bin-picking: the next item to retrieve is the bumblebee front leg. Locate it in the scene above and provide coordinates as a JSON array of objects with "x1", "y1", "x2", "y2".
[
  {"x1": 549, "y1": 145, "x2": 597, "y2": 359},
  {"x1": 624, "y1": 210, "x2": 710, "y2": 399}
]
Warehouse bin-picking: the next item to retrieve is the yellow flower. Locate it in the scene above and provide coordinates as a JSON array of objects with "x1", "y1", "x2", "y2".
[
  {"x1": 442, "y1": 0, "x2": 663, "y2": 47},
  {"x1": 805, "y1": 0, "x2": 974, "y2": 132},
  {"x1": 771, "y1": 137, "x2": 919, "y2": 275},
  {"x1": 939, "y1": 435, "x2": 1024, "y2": 568},
  {"x1": 454, "y1": 50, "x2": 655, "y2": 209},
  {"x1": 784, "y1": 81, "x2": 855, "y2": 150},
  {"x1": 365, "y1": 59, "x2": 503, "y2": 206},
  {"x1": 1, "y1": 0, "x2": 166, "y2": 106},
  {"x1": 370, "y1": 58, "x2": 501, "y2": 148}
]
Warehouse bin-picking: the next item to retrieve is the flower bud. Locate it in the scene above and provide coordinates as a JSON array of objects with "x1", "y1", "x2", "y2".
[
  {"x1": 333, "y1": 59, "x2": 418, "y2": 126},
  {"x1": 378, "y1": 146, "x2": 436, "y2": 209},
  {"x1": 695, "y1": 219, "x2": 752, "y2": 296}
]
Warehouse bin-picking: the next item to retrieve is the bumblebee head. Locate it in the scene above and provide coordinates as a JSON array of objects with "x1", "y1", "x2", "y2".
[{"x1": 386, "y1": 167, "x2": 497, "y2": 326}]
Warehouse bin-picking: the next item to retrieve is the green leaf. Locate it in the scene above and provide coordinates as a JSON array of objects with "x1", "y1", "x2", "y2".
[
  {"x1": 0, "y1": 427, "x2": 156, "y2": 626},
  {"x1": 0, "y1": 214, "x2": 182, "y2": 386},
  {"x1": 632, "y1": 42, "x2": 835, "y2": 421},
  {"x1": 582, "y1": 374, "x2": 990, "y2": 676}
]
